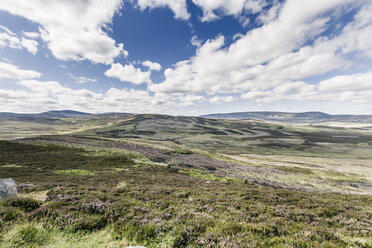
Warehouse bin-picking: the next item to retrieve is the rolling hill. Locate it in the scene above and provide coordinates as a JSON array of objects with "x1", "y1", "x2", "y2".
[
  {"x1": 202, "y1": 111, "x2": 372, "y2": 123},
  {"x1": 0, "y1": 110, "x2": 91, "y2": 118}
]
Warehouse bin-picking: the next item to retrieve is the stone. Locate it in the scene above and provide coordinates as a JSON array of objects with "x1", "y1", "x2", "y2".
[{"x1": 0, "y1": 178, "x2": 17, "y2": 200}]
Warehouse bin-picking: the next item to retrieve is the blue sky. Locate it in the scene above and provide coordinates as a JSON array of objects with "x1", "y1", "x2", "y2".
[{"x1": 0, "y1": 0, "x2": 372, "y2": 115}]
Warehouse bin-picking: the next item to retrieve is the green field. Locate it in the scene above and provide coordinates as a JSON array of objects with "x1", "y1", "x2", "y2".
[{"x1": 0, "y1": 114, "x2": 371, "y2": 247}]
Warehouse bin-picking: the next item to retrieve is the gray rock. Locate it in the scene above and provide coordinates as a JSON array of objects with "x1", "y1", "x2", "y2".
[{"x1": 0, "y1": 178, "x2": 17, "y2": 200}]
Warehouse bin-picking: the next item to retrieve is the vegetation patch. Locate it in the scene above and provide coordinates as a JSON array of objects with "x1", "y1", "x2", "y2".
[
  {"x1": 6, "y1": 224, "x2": 49, "y2": 248},
  {"x1": 275, "y1": 166, "x2": 314, "y2": 174},
  {"x1": 2, "y1": 198, "x2": 41, "y2": 213},
  {"x1": 53, "y1": 169, "x2": 95, "y2": 176},
  {"x1": 0, "y1": 164, "x2": 23, "y2": 168},
  {"x1": 18, "y1": 191, "x2": 49, "y2": 202},
  {"x1": 116, "y1": 181, "x2": 127, "y2": 189},
  {"x1": 180, "y1": 168, "x2": 242, "y2": 183}
]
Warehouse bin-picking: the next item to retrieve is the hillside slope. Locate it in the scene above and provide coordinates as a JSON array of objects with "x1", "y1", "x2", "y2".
[{"x1": 202, "y1": 111, "x2": 372, "y2": 123}]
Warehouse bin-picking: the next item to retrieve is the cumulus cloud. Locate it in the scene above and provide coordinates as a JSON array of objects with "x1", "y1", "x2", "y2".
[
  {"x1": 68, "y1": 73, "x2": 97, "y2": 84},
  {"x1": 149, "y1": 35, "x2": 227, "y2": 94},
  {"x1": 20, "y1": 38, "x2": 38, "y2": 55},
  {"x1": 105, "y1": 63, "x2": 152, "y2": 84},
  {"x1": 0, "y1": 77, "x2": 199, "y2": 114},
  {"x1": 242, "y1": 81, "x2": 318, "y2": 103},
  {"x1": 0, "y1": 25, "x2": 38, "y2": 54},
  {"x1": 240, "y1": 70, "x2": 372, "y2": 105},
  {"x1": 2, "y1": 0, "x2": 372, "y2": 113},
  {"x1": 176, "y1": 94, "x2": 206, "y2": 106},
  {"x1": 0, "y1": 0, "x2": 126, "y2": 64},
  {"x1": 0, "y1": 62, "x2": 41, "y2": 80},
  {"x1": 135, "y1": 0, "x2": 267, "y2": 22},
  {"x1": 190, "y1": 35, "x2": 202, "y2": 47},
  {"x1": 209, "y1": 96, "x2": 235, "y2": 104},
  {"x1": 136, "y1": 0, "x2": 190, "y2": 20},
  {"x1": 318, "y1": 72, "x2": 372, "y2": 92},
  {"x1": 149, "y1": 0, "x2": 372, "y2": 107},
  {"x1": 142, "y1": 60, "x2": 162, "y2": 71},
  {"x1": 22, "y1": 32, "x2": 40, "y2": 39},
  {"x1": 257, "y1": 0, "x2": 282, "y2": 24},
  {"x1": 192, "y1": 0, "x2": 267, "y2": 22}
]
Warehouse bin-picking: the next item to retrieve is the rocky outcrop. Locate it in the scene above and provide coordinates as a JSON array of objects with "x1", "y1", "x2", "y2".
[{"x1": 0, "y1": 178, "x2": 17, "y2": 200}]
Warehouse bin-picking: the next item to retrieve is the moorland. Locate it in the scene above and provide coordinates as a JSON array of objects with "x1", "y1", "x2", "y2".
[{"x1": 0, "y1": 111, "x2": 371, "y2": 247}]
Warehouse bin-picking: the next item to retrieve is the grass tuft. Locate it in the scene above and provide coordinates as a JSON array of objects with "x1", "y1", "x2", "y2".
[{"x1": 53, "y1": 169, "x2": 95, "y2": 176}]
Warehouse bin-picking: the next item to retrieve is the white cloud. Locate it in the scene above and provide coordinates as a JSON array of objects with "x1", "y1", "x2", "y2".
[
  {"x1": 242, "y1": 81, "x2": 318, "y2": 103},
  {"x1": 105, "y1": 63, "x2": 152, "y2": 84},
  {"x1": 142, "y1": 60, "x2": 162, "y2": 71},
  {"x1": 18, "y1": 80, "x2": 69, "y2": 95},
  {"x1": 0, "y1": 32, "x2": 21, "y2": 49},
  {"x1": 318, "y1": 72, "x2": 372, "y2": 92},
  {"x1": 68, "y1": 73, "x2": 97, "y2": 84},
  {"x1": 135, "y1": 0, "x2": 268, "y2": 22},
  {"x1": 150, "y1": 0, "x2": 372, "y2": 106},
  {"x1": 0, "y1": 62, "x2": 41, "y2": 80},
  {"x1": 257, "y1": 0, "x2": 282, "y2": 24},
  {"x1": 192, "y1": 0, "x2": 267, "y2": 22},
  {"x1": 209, "y1": 96, "x2": 235, "y2": 104},
  {"x1": 0, "y1": 77, "x2": 198, "y2": 114},
  {"x1": 190, "y1": 35, "x2": 202, "y2": 47},
  {"x1": 0, "y1": 25, "x2": 38, "y2": 54},
  {"x1": 241, "y1": 70, "x2": 372, "y2": 105},
  {"x1": 176, "y1": 94, "x2": 206, "y2": 106},
  {"x1": 136, "y1": 0, "x2": 190, "y2": 20},
  {"x1": 0, "y1": 25, "x2": 15, "y2": 35},
  {"x1": 0, "y1": 0, "x2": 126, "y2": 64},
  {"x1": 21, "y1": 38, "x2": 38, "y2": 55},
  {"x1": 22, "y1": 31, "x2": 40, "y2": 39},
  {"x1": 149, "y1": 35, "x2": 227, "y2": 94}
]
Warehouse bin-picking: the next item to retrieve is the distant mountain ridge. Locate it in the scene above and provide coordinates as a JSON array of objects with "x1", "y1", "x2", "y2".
[
  {"x1": 2, "y1": 110, "x2": 372, "y2": 124},
  {"x1": 201, "y1": 111, "x2": 372, "y2": 123},
  {"x1": 40, "y1": 110, "x2": 91, "y2": 118},
  {"x1": 0, "y1": 110, "x2": 91, "y2": 118}
]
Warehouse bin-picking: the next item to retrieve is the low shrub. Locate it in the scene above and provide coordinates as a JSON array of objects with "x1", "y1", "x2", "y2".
[
  {"x1": 2, "y1": 197, "x2": 41, "y2": 212},
  {"x1": 0, "y1": 206, "x2": 24, "y2": 222},
  {"x1": 56, "y1": 212, "x2": 107, "y2": 232}
]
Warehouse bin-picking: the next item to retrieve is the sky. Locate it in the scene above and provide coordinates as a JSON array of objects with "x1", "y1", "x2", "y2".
[{"x1": 0, "y1": 0, "x2": 372, "y2": 115}]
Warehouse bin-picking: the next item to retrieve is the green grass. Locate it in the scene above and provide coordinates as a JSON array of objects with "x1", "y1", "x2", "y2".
[
  {"x1": 6, "y1": 223, "x2": 49, "y2": 248},
  {"x1": 115, "y1": 181, "x2": 127, "y2": 189},
  {"x1": 179, "y1": 168, "x2": 243, "y2": 183},
  {"x1": 53, "y1": 169, "x2": 95, "y2": 176},
  {"x1": 0, "y1": 224, "x2": 130, "y2": 248},
  {"x1": 0, "y1": 164, "x2": 23, "y2": 168}
]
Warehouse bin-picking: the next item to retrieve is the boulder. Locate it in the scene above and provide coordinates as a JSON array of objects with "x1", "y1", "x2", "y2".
[{"x1": 0, "y1": 178, "x2": 17, "y2": 200}]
